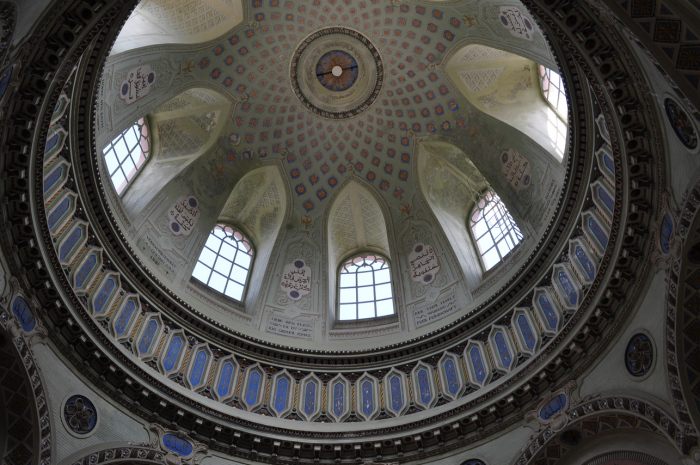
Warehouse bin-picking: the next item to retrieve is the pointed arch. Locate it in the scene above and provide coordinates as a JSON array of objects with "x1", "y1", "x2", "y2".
[
  {"x1": 206, "y1": 166, "x2": 288, "y2": 312},
  {"x1": 417, "y1": 141, "x2": 523, "y2": 283},
  {"x1": 109, "y1": 0, "x2": 244, "y2": 55},
  {"x1": 445, "y1": 43, "x2": 567, "y2": 161},
  {"x1": 326, "y1": 180, "x2": 395, "y2": 322},
  {"x1": 120, "y1": 87, "x2": 231, "y2": 215}
]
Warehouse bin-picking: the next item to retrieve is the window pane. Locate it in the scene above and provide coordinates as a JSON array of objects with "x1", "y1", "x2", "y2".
[
  {"x1": 337, "y1": 254, "x2": 395, "y2": 320},
  {"x1": 374, "y1": 283, "x2": 392, "y2": 300},
  {"x1": 482, "y1": 248, "x2": 501, "y2": 270},
  {"x1": 340, "y1": 273, "x2": 356, "y2": 288},
  {"x1": 471, "y1": 192, "x2": 522, "y2": 271},
  {"x1": 376, "y1": 299, "x2": 394, "y2": 317},
  {"x1": 339, "y1": 288, "x2": 356, "y2": 304},
  {"x1": 103, "y1": 120, "x2": 150, "y2": 194},
  {"x1": 193, "y1": 225, "x2": 254, "y2": 302},
  {"x1": 339, "y1": 304, "x2": 356, "y2": 320},
  {"x1": 357, "y1": 302, "x2": 375, "y2": 319}
]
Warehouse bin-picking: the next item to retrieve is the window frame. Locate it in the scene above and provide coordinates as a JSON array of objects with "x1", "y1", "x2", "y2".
[
  {"x1": 538, "y1": 65, "x2": 568, "y2": 120},
  {"x1": 337, "y1": 253, "x2": 395, "y2": 321},
  {"x1": 102, "y1": 117, "x2": 151, "y2": 196},
  {"x1": 469, "y1": 190, "x2": 523, "y2": 272},
  {"x1": 191, "y1": 224, "x2": 254, "y2": 302}
]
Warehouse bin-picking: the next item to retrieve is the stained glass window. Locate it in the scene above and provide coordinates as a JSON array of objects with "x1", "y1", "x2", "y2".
[
  {"x1": 338, "y1": 255, "x2": 394, "y2": 320},
  {"x1": 471, "y1": 191, "x2": 523, "y2": 271},
  {"x1": 192, "y1": 225, "x2": 253, "y2": 301},
  {"x1": 103, "y1": 118, "x2": 150, "y2": 195}
]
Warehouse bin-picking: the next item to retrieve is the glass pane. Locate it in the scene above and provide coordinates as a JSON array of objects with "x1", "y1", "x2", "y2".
[
  {"x1": 357, "y1": 270, "x2": 374, "y2": 287},
  {"x1": 105, "y1": 150, "x2": 118, "y2": 173},
  {"x1": 357, "y1": 286, "x2": 374, "y2": 303},
  {"x1": 198, "y1": 248, "x2": 217, "y2": 267},
  {"x1": 374, "y1": 283, "x2": 392, "y2": 300},
  {"x1": 482, "y1": 248, "x2": 501, "y2": 270},
  {"x1": 123, "y1": 126, "x2": 138, "y2": 148},
  {"x1": 376, "y1": 299, "x2": 394, "y2": 316},
  {"x1": 339, "y1": 304, "x2": 356, "y2": 320},
  {"x1": 357, "y1": 302, "x2": 375, "y2": 319},
  {"x1": 477, "y1": 235, "x2": 494, "y2": 254},
  {"x1": 208, "y1": 272, "x2": 227, "y2": 292},
  {"x1": 205, "y1": 235, "x2": 222, "y2": 252},
  {"x1": 230, "y1": 265, "x2": 249, "y2": 284},
  {"x1": 472, "y1": 219, "x2": 488, "y2": 238},
  {"x1": 339, "y1": 288, "x2": 356, "y2": 304},
  {"x1": 339, "y1": 273, "x2": 356, "y2": 288},
  {"x1": 192, "y1": 262, "x2": 211, "y2": 283},
  {"x1": 374, "y1": 269, "x2": 390, "y2": 284},
  {"x1": 213, "y1": 256, "x2": 233, "y2": 276},
  {"x1": 111, "y1": 170, "x2": 126, "y2": 193},
  {"x1": 220, "y1": 241, "x2": 236, "y2": 260},
  {"x1": 225, "y1": 281, "x2": 244, "y2": 300},
  {"x1": 497, "y1": 239, "x2": 511, "y2": 257},
  {"x1": 234, "y1": 250, "x2": 252, "y2": 268}
]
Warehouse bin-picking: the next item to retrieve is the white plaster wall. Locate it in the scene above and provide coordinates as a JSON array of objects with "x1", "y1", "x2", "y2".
[
  {"x1": 32, "y1": 342, "x2": 150, "y2": 464},
  {"x1": 578, "y1": 269, "x2": 674, "y2": 417}
]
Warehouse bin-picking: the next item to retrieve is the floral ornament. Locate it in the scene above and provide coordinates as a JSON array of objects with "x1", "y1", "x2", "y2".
[
  {"x1": 63, "y1": 395, "x2": 97, "y2": 434},
  {"x1": 625, "y1": 333, "x2": 653, "y2": 376}
]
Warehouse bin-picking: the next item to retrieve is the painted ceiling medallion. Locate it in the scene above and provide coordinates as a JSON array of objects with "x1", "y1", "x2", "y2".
[
  {"x1": 291, "y1": 27, "x2": 383, "y2": 119},
  {"x1": 316, "y1": 50, "x2": 358, "y2": 91}
]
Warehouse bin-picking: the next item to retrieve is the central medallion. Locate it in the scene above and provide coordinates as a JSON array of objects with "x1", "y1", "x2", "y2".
[
  {"x1": 291, "y1": 28, "x2": 383, "y2": 119},
  {"x1": 316, "y1": 50, "x2": 358, "y2": 91}
]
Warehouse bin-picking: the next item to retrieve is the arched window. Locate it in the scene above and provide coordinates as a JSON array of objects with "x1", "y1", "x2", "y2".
[
  {"x1": 192, "y1": 225, "x2": 253, "y2": 301},
  {"x1": 470, "y1": 191, "x2": 523, "y2": 271},
  {"x1": 103, "y1": 118, "x2": 150, "y2": 194},
  {"x1": 539, "y1": 66, "x2": 568, "y2": 159},
  {"x1": 338, "y1": 254, "x2": 394, "y2": 320}
]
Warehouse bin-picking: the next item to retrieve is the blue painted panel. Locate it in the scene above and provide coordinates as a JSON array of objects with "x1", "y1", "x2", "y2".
[
  {"x1": 246, "y1": 371, "x2": 261, "y2": 406},
  {"x1": 45, "y1": 133, "x2": 59, "y2": 154},
  {"x1": 44, "y1": 165, "x2": 63, "y2": 193},
  {"x1": 540, "y1": 393, "x2": 567, "y2": 420},
  {"x1": 0, "y1": 65, "x2": 15, "y2": 101},
  {"x1": 94, "y1": 279, "x2": 115, "y2": 315},
  {"x1": 163, "y1": 336, "x2": 184, "y2": 371},
  {"x1": 12, "y1": 296, "x2": 35, "y2": 332},
  {"x1": 558, "y1": 271, "x2": 577, "y2": 305},
  {"x1": 538, "y1": 294, "x2": 558, "y2": 329},
  {"x1": 470, "y1": 347, "x2": 486, "y2": 383},
  {"x1": 588, "y1": 217, "x2": 609, "y2": 248},
  {"x1": 75, "y1": 254, "x2": 97, "y2": 288},
  {"x1": 444, "y1": 359, "x2": 459, "y2": 394},
  {"x1": 603, "y1": 153, "x2": 614, "y2": 174},
  {"x1": 114, "y1": 301, "x2": 136, "y2": 335},
  {"x1": 494, "y1": 332, "x2": 511, "y2": 367},
  {"x1": 517, "y1": 315, "x2": 536, "y2": 350},
  {"x1": 48, "y1": 198, "x2": 70, "y2": 229},
  {"x1": 333, "y1": 382, "x2": 344, "y2": 417},
  {"x1": 162, "y1": 433, "x2": 193, "y2": 456},
  {"x1": 575, "y1": 246, "x2": 595, "y2": 279},
  {"x1": 59, "y1": 227, "x2": 82, "y2": 260},
  {"x1": 390, "y1": 376, "x2": 402, "y2": 411},
  {"x1": 660, "y1": 213, "x2": 673, "y2": 254},
  {"x1": 597, "y1": 186, "x2": 614, "y2": 213},
  {"x1": 361, "y1": 380, "x2": 374, "y2": 416},
  {"x1": 189, "y1": 350, "x2": 208, "y2": 387},
  {"x1": 137, "y1": 320, "x2": 158, "y2": 354},
  {"x1": 417, "y1": 369, "x2": 431, "y2": 404},
  {"x1": 275, "y1": 377, "x2": 289, "y2": 412},
  {"x1": 304, "y1": 381, "x2": 316, "y2": 415},
  {"x1": 217, "y1": 362, "x2": 235, "y2": 398}
]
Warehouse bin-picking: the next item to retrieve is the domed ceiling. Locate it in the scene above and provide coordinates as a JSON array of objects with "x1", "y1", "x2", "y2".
[{"x1": 93, "y1": 0, "x2": 568, "y2": 351}]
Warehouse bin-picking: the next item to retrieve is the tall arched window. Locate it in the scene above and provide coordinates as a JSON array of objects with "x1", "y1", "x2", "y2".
[
  {"x1": 192, "y1": 225, "x2": 253, "y2": 301},
  {"x1": 103, "y1": 118, "x2": 150, "y2": 194},
  {"x1": 470, "y1": 191, "x2": 523, "y2": 271},
  {"x1": 338, "y1": 254, "x2": 394, "y2": 320},
  {"x1": 539, "y1": 66, "x2": 568, "y2": 158}
]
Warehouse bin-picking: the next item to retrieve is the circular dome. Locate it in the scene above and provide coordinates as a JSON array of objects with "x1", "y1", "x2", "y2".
[{"x1": 291, "y1": 27, "x2": 382, "y2": 119}]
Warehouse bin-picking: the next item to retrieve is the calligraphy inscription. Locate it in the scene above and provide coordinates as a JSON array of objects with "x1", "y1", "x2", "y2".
[
  {"x1": 137, "y1": 234, "x2": 179, "y2": 278},
  {"x1": 498, "y1": 6, "x2": 534, "y2": 41},
  {"x1": 266, "y1": 316, "x2": 315, "y2": 340},
  {"x1": 280, "y1": 259, "x2": 312, "y2": 300},
  {"x1": 414, "y1": 294, "x2": 459, "y2": 327},
  {"x1": 501, "y1": 148, "x2": 532, "y2": 191},
  {"x1": 119, "y1": 64, "x2": 156, "y2": 105},
  {"x1": 408, "y1": 244, "x2": 440, "y2": 284},
  {"x1": 168, "y1": 196, "x2": 200, "y2": 236}
]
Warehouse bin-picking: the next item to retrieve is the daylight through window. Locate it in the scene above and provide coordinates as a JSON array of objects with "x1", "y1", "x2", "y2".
[
  {"x1": 338, "y1": 255, "x2": 394, "y2": 320},
  {"x1": 103, "y1": 118, "x2": 149, "y2": 194},
  {"x1": 539, "y1": 66, "x2": 567, "y2": 119},
  {"x1": 192, "y1": 225, "x2": 253, "y2": 301},
  {"x1": 471, "y1": 191, "x2": 523, "y2": 271}
]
